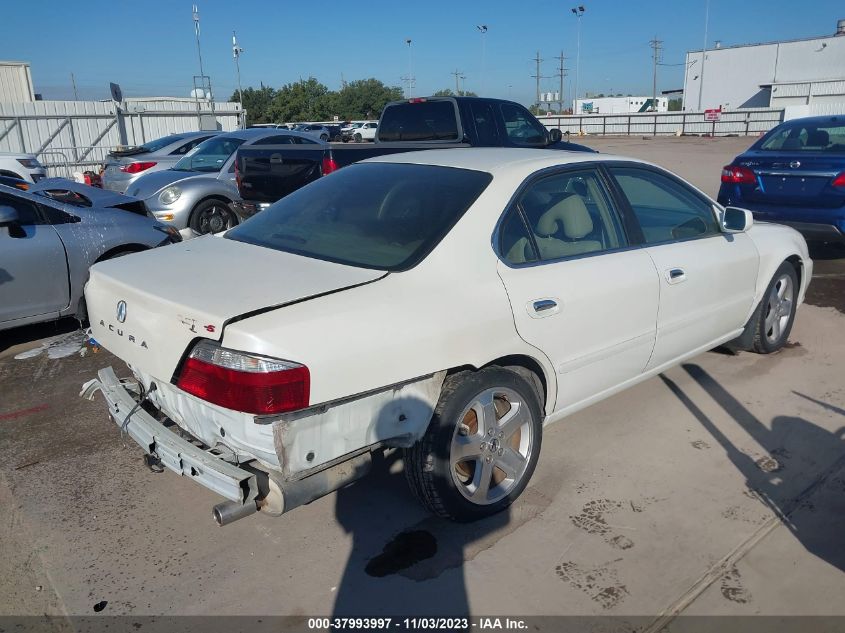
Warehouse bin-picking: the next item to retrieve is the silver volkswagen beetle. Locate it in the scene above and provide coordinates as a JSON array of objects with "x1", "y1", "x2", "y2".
[{"x1": 126, "y1": 129, "x2": 325, "y2": 239}]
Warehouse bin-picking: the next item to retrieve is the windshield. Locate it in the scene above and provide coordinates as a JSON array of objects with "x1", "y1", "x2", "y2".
[
  {"x1": 172, "y1": 136, "x2": 245, "y2": 172},
  {"x1": 141, "y1": 133, "x2": 187, "y2": 153},
  {"x1": 757, "y1": 121, "x2": 845, "y2": 153},
  {"x1": 225, "y1": 162, "x2": 492, "y2": 271}
]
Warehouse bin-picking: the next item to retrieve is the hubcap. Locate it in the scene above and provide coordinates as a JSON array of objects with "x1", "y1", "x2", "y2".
[
  {"x1": 197, "y1": 205, "x2": 231, "y2": 234},
  {"x1": 764, "y1": 274, "x2": 794, "y2": 344},
  {"x1": 449, "y1": 387, "x2": 535, "y2": 506}
]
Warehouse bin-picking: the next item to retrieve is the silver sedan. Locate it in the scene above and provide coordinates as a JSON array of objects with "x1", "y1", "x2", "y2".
[
  {"x1": 126, "y1": 129, "x2": 324, "y2": 239},
  {"x1": 0, "y1": 181, "x2": 180, "y2": 332},
  {"x1": 101, "y1": 131, "x2": 220, "y2": 194}
]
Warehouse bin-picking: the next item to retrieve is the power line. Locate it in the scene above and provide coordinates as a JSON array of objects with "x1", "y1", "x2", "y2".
[
  {"x1": 554, "y1": 51, "x2": 568, "y2": 114},
  {"x1": 530, "y1": 52, "x2": 553, "y2": 111},
  {"x1": 451, "y1": 69, "x2": 465, "y2": 95}
]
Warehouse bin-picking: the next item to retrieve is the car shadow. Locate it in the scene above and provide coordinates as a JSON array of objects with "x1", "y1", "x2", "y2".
[
  {"x1": 660, "y1": 363, "x2": 845, "y2": 573},
  {"x1": 331, "y1": 393, "x2": 513, "y2": 620},
  {"x1": 0, "y1": 317, "x2": 80, "y2": 355}
]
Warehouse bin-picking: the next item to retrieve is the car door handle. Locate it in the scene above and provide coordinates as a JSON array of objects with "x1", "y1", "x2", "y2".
[
  {"x1": 666, "y1": 268, "x2": 686, "y2": 284},
  {"x1": 528, "y1": 298, "x2": 560, "y2": 318}
]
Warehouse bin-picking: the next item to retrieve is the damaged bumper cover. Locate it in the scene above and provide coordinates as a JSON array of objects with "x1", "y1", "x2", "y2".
[{"x1": 80, "y1": 366, "x2": 257, "y2": 504}]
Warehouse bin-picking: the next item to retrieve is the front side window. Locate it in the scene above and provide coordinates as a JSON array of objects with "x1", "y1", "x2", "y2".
[
  {"x1": 471, "y1": 101, "x2": 500, "y2": 146},
  {"x1": 226, "y1": 163, "x2": 492, "y2": 270},
  {"x1": 172, "y1": 136, "x2": 245, "y2": 172},
  {"x1": 0, "y1": 192, "x2": 41, "y2": 225},
  {"x1": 500, "y1": 103, "x2": 547, "y2": 146},
  {"x1": 758, "y1": 122, "x2": 845, "y2": 153},
  {"x1": 504, "y1": 169, "x2": 625, "y2": 263},
  {"x1": 609, "y1": 167, "x2": 719, "y2": 244}
]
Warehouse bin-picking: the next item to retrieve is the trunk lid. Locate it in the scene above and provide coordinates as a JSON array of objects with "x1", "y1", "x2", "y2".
[
  {"x1": 86, "y1": 236, "x2": 385, "y2": 381},
  {"x1": 737, "y1": 150, "x2": 845, "y2": 208}
]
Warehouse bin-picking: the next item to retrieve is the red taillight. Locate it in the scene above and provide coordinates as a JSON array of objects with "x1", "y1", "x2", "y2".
[
  {"x1": 119, "y1": 161, "x2": 157, "y2": 174},
  {"x1": 175, "y1": 342, "x2": 310, "y2": 415},
  {"x1": 832, "y1": 172, "x2": 845, "y2": 187},
  {"x1": 234, "y1": 157, "x2": 241, "y2": 189},
  {"x1": 408, "y1": 97, "x2": 427, "y2": 103},
  {"x1": 721, "y1": 165, "x2": 756, "y2": 184},
  {"x1": 321, "y1": 153, "x2": 338, "y2": 175}
]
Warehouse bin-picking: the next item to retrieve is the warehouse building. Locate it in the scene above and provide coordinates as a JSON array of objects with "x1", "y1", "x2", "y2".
[
  {"x1": 683, "y1": 19, "x2": 845, "y2": 115},
  {"x1": 0, "y1": 61, "x2": 36, "y2": 102},
  {"x1": 574, "y1": 96, "x2": 668, "y2": 114}
]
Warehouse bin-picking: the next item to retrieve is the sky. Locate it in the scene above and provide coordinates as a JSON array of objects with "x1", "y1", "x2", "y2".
[{"x1": 1, "y1": 0, "x2": 842, "y2": 108}]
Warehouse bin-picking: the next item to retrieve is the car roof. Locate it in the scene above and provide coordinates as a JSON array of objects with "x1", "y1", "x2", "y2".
[
  {"x1": 776, "y1": 115, "x2": 845, "y2": 126},
  {"x1": 361, "y1": 147, "x2": 644, "y2": 174}
]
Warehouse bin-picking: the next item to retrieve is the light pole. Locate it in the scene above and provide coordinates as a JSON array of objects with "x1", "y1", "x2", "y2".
[
  {"x1": 477, "y1": 25, "x2": 488, "y2": 95},
  {"x1": 571, "y1": 6, "x2": 585, "y2": 113},
  {"x1": 232, "y1": 31, "x2": 245, "y2": 127},
  {"x1": 697, "y1": 0, "x2": 710, "y2": 111},
  {"x1": 405, "y1": 38, "x2": 414, "y2": 98}
]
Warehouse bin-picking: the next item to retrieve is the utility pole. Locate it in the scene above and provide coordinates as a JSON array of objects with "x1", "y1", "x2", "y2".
[
  {"x1": 451, "y1": 69, "x2": 463, "y2": 95},
  {"x1": 555, "y1": 51, "x2": 567, "y2": 113},
  {"x1": 532, "y1": 51, "x2": 543, "y2": 111},
  {"x1": 649, "y1": 36, "x2": 663, "y2": 112},
  {"x1": 698, "y1": 0, "x2": 710, "y2": 110},
  {"x1": 232, "y1": 31, "x2": 245, "y2": 127},
  {"x1": 70, "y1": 73, "x2": 78, "y2": 101},
  {"x1": 571, "y1": 6, "x2": 585, "y2": 113}
]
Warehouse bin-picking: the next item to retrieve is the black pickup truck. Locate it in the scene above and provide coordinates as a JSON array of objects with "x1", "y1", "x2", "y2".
[{"x1": 233, "y1": 96, "x2": 592, "y2": 217}]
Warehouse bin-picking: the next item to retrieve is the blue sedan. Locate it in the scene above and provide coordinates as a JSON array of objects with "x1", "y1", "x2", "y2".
[{"x1": 717, "y1": 115, "x2": 845, "y2": 244}]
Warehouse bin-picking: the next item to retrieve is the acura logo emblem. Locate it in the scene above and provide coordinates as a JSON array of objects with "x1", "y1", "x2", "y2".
[
  {"x1": 116, "y1": 300, "x2": 127, "y2": 323},
  {"x1": 790, "y1": 161, "x2": 801, "y2": 169}
]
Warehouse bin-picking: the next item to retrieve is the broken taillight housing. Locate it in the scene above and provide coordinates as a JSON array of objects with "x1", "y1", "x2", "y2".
[
  {"x1": 176, "y1": 341, "x2": 309, "y2": 415},
  {"x1": 120, "y1": 161, "x2": 157, "y2": 174}
]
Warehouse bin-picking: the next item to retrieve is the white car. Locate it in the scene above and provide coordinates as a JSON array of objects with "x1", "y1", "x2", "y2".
[
  {"x1": 350, "y1": 121, "x2": 377, "y2": 142},
  {"x1": 82, "y1": 148, "x2": 811, "y2": 526},
  {"x1": 0, "y1": 152, "x2": 47, "y2": 182}
]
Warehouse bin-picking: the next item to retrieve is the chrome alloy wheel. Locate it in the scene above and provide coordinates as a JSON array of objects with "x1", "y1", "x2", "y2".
[
  {"x1": 449, "y1": 387, "x2": 536, "y2": 506},
  {"x1": 764, "y1": 273, "x2": 794, "y2": 345}
]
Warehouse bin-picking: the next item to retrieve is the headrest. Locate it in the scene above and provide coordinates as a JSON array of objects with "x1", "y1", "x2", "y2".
[
  {"x1": 807, "y1": 130, "x2": 829, "y2": 147},
  {"x1": 536, "y1": 194, "x2": 593, "y2": 239}
]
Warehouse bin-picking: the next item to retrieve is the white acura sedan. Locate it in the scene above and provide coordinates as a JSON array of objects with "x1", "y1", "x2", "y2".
[{"x1": 82, "y1": 148, "x2": 811, "y2": 525}]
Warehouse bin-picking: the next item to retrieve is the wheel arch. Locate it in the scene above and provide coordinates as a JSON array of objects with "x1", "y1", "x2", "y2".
[
  {"x1": 95, "y1": 243, "x2": 148, "y2": 263},
  {"x1": 446, "y1": 353, "x2": 555, "y2": 417},
  {"x1": 188, "y1": 194, "x2": 238, "y2": 231}
]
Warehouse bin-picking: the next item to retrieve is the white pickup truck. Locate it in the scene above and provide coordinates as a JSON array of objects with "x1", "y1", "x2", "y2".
[{"x1": 0, "y1": 152, "x2": 47, "y2": 182}]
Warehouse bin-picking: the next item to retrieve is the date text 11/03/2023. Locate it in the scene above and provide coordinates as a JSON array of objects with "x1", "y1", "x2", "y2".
[{"x1": 306, "y1": 617, "x2": 529, "y2": 631}]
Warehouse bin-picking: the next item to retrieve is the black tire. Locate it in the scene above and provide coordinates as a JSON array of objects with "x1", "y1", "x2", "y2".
[
  {"x1": 320, "y1": 134, "x2": 329, "y2": 141},
  {"x1": 189, "y1": 198, "x2": 236, "y2": 235},
  {"x1": 354, "y1": 133, "x2": 362, "y2": 143},
  {"x1": 404, "y1": 367, "x2": 543, "y2": 521},
  {"x1": 747, "y1": 261, "x2": 800, "y2": 354}
]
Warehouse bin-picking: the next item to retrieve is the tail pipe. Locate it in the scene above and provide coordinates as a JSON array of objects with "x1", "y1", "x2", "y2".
[{"x1": 211, "y1": 451, "x2": 372, "y2": 526}]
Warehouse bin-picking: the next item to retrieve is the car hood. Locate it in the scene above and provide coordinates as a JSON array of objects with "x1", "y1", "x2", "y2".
[
  {"x1": 86, "y1": 235, "x2": 386, "y2": 381},
  {"x1": 30, "y1": 178, "x2": 148, "y2": 215},
  {"x1": 127, "y1": 169, "x2": 218, "y2": 199}
]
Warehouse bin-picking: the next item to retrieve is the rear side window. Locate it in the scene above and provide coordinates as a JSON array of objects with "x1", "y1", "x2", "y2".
[
  {"x1": 378, "y1": 101, "x2": 460, "y2": 142},
  {"x1": 225, "y1": 163, "x2": 492, "y2": 270},
  {"x1": 254, "y1": 135, "x2": 297, "y2": 145},
  {"x1": 758, "y1": 121, "x2": 845, "y2": 152},
  {"x1": 471, "y1": 101, "x2": 501, "y2": 146},
  {"x1": 140, "y1": 133, "x2": 186, "y2": 153},
  {"x1": 609, "y1": 167, "x2": 718, "y2": 244},
  {"x1": 171, "y1": 136, "x2": 211, "y2": 155},
  {"x1": 0, "y1": 192, "x2": 41, "y2": 225}
]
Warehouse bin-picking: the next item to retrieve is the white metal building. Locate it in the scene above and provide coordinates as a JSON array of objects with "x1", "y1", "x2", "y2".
[
  {"x1": 574, "y1": 96, "x2": 668, "y2": 114},
  {"x1": 0, "y1": 61, "x2": 35, "y2": 103},
  {"x1": 683, "y1": 20, "x2": 845, "y2": 114}
]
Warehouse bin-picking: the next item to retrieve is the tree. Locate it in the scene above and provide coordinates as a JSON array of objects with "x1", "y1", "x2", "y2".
[
  {"x1": 332, "y1": 79, "x2": 404, "y2": 120},
  {"x1": 668, "y1": 98, "x2": 682, "y2": 111},
  {"x1": 433, "y1": 88, "x2": 478, "y2": 97},
  {"x1": 268, "y1": 77, "x2": 332, "y2": 122},
  {"x1": 229, "y1": 84, "x2": 277, "y2": 124}
]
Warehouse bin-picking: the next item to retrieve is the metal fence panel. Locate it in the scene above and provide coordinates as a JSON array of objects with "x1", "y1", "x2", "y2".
[
  {"x1": 0, "y1": 99, "x2": 243, "y2": 178},
  {"x1": 537, "y1": 108, "x2": 784, "y2": 138}
]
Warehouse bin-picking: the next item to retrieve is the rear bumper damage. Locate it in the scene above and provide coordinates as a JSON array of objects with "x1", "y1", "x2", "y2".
[{"x1": 81, "y1": 366, "x2": 445, "y2": 525}]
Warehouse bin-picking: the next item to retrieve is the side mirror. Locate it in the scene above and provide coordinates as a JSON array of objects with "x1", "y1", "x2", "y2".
[
  {"x1": 721, "y1": 206, "x2": 753, "y2": 233},
  {"x1": 0, "y1": 205, "x2": 20, "y2": 227},
  {"x1": 548, "y1": 128, "x2": 563, "y2": 143}
]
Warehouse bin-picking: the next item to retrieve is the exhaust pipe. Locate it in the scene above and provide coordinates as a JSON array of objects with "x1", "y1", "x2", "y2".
[
  {"x1": 212, "y1": 498, "x2": 258, "y2": 526},
  {"x1": 211, "y1": 451, "x2": 372, "y2": 526}
]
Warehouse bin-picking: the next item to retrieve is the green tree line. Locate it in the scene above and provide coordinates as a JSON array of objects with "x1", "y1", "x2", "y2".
[{"x1": 230, "y1": 77, "x2": 405, "y2": 123}]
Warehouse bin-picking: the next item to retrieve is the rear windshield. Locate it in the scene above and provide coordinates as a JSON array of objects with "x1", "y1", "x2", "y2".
[
  {"x1": 757, "y1": 121, "x2": 845, "y2": 152},
  {"x1": 225, "y1": 162, "x2": 492, "y2": 271},
  {"x1": 141, "y1": 133, "x2": 187, "y2": 153},
  {"x1": 378, "y1": 101, "x2": 460, "y2": 142}
]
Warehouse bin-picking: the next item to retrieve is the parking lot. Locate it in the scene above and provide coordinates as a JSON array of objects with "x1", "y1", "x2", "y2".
[{"x1": 1, "y1": 137, "x2": 844, "y2": 624}]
